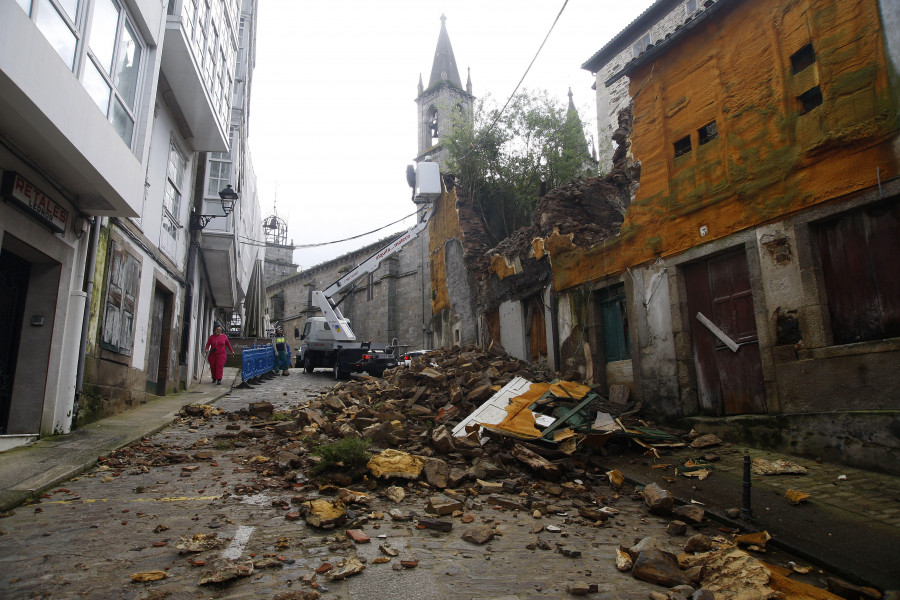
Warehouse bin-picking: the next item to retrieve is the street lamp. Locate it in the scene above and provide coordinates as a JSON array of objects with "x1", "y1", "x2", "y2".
[{"x1": 190, "y1": 185, "x2": 240, "y2": 230}]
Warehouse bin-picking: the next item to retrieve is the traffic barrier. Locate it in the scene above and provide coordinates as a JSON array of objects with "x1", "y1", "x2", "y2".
[{"x1": 239, "y1": 344, "x2": 276, "y2": 387}]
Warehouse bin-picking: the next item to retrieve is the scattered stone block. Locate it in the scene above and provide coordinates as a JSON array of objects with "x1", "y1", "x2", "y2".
[
  {"x1": 423, "y1": 458, "x2": 450, "y2": 488},
  {"x1": 632, "y1": 548, "x2": 691, "y2": 588},
  {"x1": 431, "y1": 425, "x2": 455, "y2": 454},
  {"x1": 367, "y1": 449, "x2": 427, "y2": 479},
  {"x1": 462, "y1": 526, "x2": 496, "y2": 544},
  {"x1": 615, "y1": 547, "x2": 633, "y2": 571},
  {"x1": 673, "y1": 505, "x2": 705, "y2": 524},
  {"x1": 328, "y1": 556, "x2": 365, "y2": 580},
  {"x1": 643, "y1": 483, "x2": 674, "y2": 515},
  {"x1": 511, "y1": 444, "x2": 560, "y2": 479},
  {"x1": 346, "y1": 529, "x2": 370, "y2": 543},
  {"x1": 667, "y1": 520, "x2": 688, "y2": 536},
  {"x1": 684, "y1": 534, "x2": 713, "y2": 553},
  {"x1": 568, "y1": 582, "x2": 591, "y2": 596},
  {"x1": 419, "y1": 518, "x2": 453, "y2": 532},
  {"x1": 426, "y1": 494, "x2": 464, "y2": 515},
  {"x1": 385, "y1": 486, "x2": 406, "y2": 503},
  {"x1": 248, "y1": 402, "x2": 274, "y2": 419},
  {"x1": 302, "y1": 499, "x2": 347, "y2": 529}
]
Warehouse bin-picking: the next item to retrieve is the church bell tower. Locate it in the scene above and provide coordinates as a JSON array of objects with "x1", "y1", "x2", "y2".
[{"x1": 414, "y1": 15, "x2": 474, "y2": 168}]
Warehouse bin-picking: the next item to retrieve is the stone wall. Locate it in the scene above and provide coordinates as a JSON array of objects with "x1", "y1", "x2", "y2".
[
  {"x1": 266, "y1": 229, "x2": 430, "y2": 353},
  {"x1": 590, "y1": 0, "x2": 699, "y2": 172}
]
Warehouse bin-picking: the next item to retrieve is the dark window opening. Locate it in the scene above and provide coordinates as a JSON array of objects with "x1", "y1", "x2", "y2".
[
  {"x1": 790, "y1": 44, "x2": 816, "y2": 74},
  {"x1": 698, "y1": 120, "x2": 718, "y2": 145},
  {"x1": 798, "y1": 86, "x2": 823, "y2": 114},
  {"x1": 674, "y1": 135, "x2": 692, "y2": 158},
  {"x1": 814, "y1": 198, "x2": 900, "y2": 345}
]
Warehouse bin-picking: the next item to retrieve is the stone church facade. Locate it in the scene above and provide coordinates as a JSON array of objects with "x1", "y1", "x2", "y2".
[{"x1": 265, "y1": 15, "x2": 474, "y2": 356}]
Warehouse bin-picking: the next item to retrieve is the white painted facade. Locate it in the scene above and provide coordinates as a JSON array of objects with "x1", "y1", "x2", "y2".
[{"x1": 0, "y1": 0, "x2": 257, "y2": 449}]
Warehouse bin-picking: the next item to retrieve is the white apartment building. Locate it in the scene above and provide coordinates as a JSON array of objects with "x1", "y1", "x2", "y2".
[{"x1": 0, "y1": 0, "x2": 262, "y2": 450}]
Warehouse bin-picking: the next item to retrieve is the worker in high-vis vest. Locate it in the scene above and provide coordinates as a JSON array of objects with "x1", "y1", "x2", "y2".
[{"x1": 273, "y1": 327, "x2": 290, "y2": 375}]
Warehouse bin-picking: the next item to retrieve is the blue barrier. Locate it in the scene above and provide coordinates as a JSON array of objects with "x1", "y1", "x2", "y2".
[{"x1": 240, "y1": 344, "x2": 276, "y2": 380}]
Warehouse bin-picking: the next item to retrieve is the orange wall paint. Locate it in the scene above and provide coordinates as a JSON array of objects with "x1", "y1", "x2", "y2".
[
  {"x1": 429, "y1": 187, "x2": 462, "y2": 314},
  {"x1": 550, "y1": 0, "x2": 898, "y2": 293}
]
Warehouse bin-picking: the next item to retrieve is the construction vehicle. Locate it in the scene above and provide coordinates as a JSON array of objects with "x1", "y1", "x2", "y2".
[{"x1": 297, "y1": 161, "x2": 441, "y2": 379}]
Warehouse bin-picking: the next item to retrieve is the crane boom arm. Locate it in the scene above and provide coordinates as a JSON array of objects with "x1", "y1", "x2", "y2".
[
  {"x1": 312, "y1": 202, "x2": 435, "y2": 342},
  {"x1": 310, "y1": 161, "x2": 441, "y2": 343}
]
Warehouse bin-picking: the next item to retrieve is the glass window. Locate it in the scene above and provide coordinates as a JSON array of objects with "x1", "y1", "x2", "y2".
[
  {"x1": 160, "y1": 213, "x2": 178, "y2": 256},
  {"x1": 57, "y1": 0, "x2": 78, "y2": 20},
  {"x1": 632, "y1": 33, "x2": 651, "y2": 58},
  {"x1": 25, "y1": 0, "x2": 144, "y2": 149},
  {"x1": 113, "y1": 20, "x2": 140, "y2": 108},
  {"x1": 82, "y1": 0, "x2": 142, "y2": 146},
  {"x1": 111, "y1": 99, "x2": 134, "y2": 146},
  {"x1": 206, "y1": 159, "x2": 231, "y2": 197},
  {"x1": 89, "y1": 0, "x2": 118, "y2": 73},
  {"x1": 164, "y1": 142, "x2": 185, "y2": 217},
  {"x1": 83, "y1": 58, "x2": 111, "y2": 111},
  {"x1": 16, "y1": 0, "x2": 33, "y2": 14},
  {"x1": 36, "y1": 0, "x2": 77, "y2": 69}
]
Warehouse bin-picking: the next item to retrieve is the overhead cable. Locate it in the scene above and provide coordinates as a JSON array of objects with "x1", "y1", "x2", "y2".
[
  {"x1": 457, "y1": 0, "x2": 570, "y2": 162},
  {"x1": 238, "y1": 208, "x2": 418, "y2": 248}
]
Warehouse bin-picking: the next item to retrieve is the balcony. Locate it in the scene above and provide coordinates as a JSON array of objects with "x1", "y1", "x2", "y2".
[
  {"x1": 161, "y1": 17, "x2": 228, "y2": 151},
  {"x1": 197, "y1": 197, "x2": 237, "y2": 307},
  {"x1": 0, "y1": 3, "x2": 142, "y2": 216}
]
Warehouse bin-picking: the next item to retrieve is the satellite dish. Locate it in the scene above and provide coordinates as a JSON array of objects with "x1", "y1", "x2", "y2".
[{"x1": 406, "y1": 164, "x2": 416, "y2": 189}]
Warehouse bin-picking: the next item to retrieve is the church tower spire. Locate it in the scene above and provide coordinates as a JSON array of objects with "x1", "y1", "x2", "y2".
[
  {"x1": 415, "y1": 15, "x2": 474, "y2": 167},
  {"x1": 563, "y1": 88, "x2": 598, "y2": 176}
]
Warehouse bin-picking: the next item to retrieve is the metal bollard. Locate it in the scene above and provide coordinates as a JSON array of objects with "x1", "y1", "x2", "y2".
[{"x1": 740, "y1": 453, "x2": 753, "y2": 520}]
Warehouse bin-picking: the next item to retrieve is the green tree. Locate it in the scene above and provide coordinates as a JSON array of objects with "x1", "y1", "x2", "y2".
[{"x1": 445, "y1": 89, "x2": 596, "y2": 242}]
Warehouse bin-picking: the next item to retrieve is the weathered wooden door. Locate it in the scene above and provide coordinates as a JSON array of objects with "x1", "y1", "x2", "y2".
[
  {"x1": 525, "y1": 296, "x2": 547, "y2": 364},
  {"x1": 0, "y1": 251, "x2": 30, "y2": 434},
  {"x1": 146, "y1": 288, "x2": 164, "y2": 395},
  {"x1": 684, "y1": 249, "x2": 766, "y2": 415}
]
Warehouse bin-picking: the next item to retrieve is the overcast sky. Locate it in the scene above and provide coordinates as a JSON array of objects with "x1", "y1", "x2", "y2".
[{"x1": 248, "y1": 0, "x2": 654, "y2": 269}]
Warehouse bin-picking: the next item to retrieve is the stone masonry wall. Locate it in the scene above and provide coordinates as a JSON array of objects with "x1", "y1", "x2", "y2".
[
  {"x1": 592, "y1": 1, "x2": 702, "y2": 172},
  {"x1": 266, "y1": 231, "x2": 429, "y2": 353}
]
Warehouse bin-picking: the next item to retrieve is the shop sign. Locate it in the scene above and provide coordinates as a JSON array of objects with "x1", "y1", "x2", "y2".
[{"x1": 1, "y1": 171, "x2": 69, "y2": 233}]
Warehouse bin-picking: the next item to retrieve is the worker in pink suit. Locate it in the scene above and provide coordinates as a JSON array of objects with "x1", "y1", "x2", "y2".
[{"x1": 204, "y1": 324, "x2": 234, "y2": 384}]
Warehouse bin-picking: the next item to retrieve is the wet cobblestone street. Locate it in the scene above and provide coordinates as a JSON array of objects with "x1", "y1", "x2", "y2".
[{"x1": 0, "y1": 370, "x2": 831, "y2": 599}]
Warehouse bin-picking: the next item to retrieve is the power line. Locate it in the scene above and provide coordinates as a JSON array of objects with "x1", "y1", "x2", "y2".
[
  {"x1": 238, "y1": 208, "x2": 418, "y2": 249},
  {"x1": 457, "y1": 0, "x2": 570, "y2": 163}
]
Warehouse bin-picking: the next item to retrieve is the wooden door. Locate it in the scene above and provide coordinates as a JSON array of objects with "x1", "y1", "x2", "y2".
[
  {"x1": 525, "y1": 296, "x2": 547, "y2": 364},
  {"x1": 685, "y1": 249, "x2": 766, "y2": 415},
  {"x1": 0, "y1": 251, "x2": 30, "y2": 434},
  {"x1": 146, "y1": 288, "x2": 164, "y2": 395}
]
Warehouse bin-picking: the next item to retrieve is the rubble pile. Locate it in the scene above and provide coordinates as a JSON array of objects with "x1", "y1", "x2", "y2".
[{"x1": 89, "y1": 346, "x2": 858, "y2": 598}]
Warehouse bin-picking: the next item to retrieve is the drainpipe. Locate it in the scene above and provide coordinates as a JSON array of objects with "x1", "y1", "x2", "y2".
[
  {"x1": 72, "y1": 216, "x2": 101, "y2": 430},
  {"x1": 180, "y1": 239, "x2": 198, "y2": 365}
]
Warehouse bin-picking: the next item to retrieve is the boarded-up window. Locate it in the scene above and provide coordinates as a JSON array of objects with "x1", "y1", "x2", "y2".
[
  {"x1": 815, "y1": 198, "x2": 900, "y2": 345},
  {"x1": 101, "y1": 242, "x2": 140, "y2": 355},
  {"x1": 599, "y1": 284, "x2": 631, "y2": 362}
]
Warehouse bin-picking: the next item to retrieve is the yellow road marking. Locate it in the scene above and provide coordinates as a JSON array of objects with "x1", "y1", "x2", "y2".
[{"x1": 45, "y1": 495, "x2": 219, "y2": 505}]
